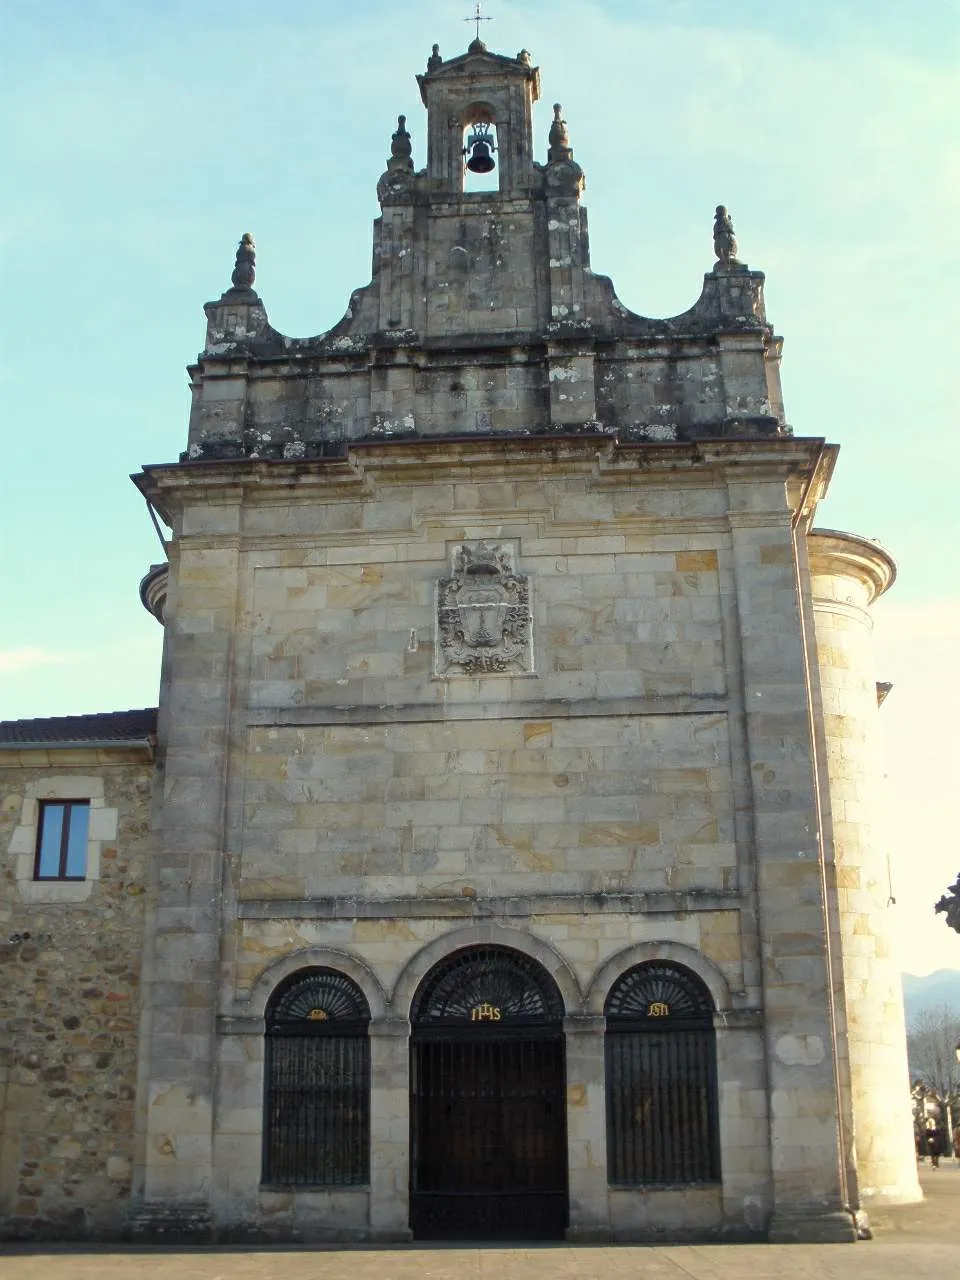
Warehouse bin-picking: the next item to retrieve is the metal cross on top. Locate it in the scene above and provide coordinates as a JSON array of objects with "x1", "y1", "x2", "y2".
[{"x1": 464, "y1": 2, "x2": 493, "y2": 41}]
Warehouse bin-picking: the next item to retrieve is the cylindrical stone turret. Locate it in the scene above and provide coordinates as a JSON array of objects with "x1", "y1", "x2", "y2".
[
  {"x1": 808, "y1": 528, "x2": 920, "y2": 1204},
  {"x1": 139, "y1": 563, "x2": 168, "y2": 626}
]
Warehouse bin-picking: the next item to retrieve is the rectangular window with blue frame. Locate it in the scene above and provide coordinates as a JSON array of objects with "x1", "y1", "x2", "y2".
[{"x1": 34, "y1": 800, "x2": 90, "y2": 880}]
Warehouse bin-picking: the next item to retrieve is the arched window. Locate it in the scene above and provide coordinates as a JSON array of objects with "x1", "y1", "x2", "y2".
[
  {"x1": 604, "y1": 962, "x2": 720, "y2": 1187},
  {"x1": 263, "y1": 968, "x2": 370, "y2": 1186},
  {"x1": 462, "y1": 118, "x2": 500, "y2": 193}
]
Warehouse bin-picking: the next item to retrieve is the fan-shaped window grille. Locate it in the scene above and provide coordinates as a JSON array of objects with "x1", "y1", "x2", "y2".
[
  {"x1": 268, "y1": 969, "x2": 371, "y2": 1031},
  {"x1": 604, "y1": 962, "x2": 714, "y2": 1024},
  {"x1": 412, "y1": 946, "x2": 564, "y2": 1027},
  {"x1": 604, "y1": 963, "x2": 719, "y2": 1187},
  {"x1": 263, "y1": 968, "x2": 370, "y2": 1186}
]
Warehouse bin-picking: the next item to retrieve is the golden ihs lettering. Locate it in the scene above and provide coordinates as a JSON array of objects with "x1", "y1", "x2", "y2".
[{"x1": 470, "y1": 1002, "x2": 502, "y2": 1021}]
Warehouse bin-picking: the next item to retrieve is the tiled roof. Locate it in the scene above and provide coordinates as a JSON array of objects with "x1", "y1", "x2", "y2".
[{"x1": 0, "y1": 708, "x2": 158, "y2": 747}]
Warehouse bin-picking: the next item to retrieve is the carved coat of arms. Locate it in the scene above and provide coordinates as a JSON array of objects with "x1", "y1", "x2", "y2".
[{"x1": 436, "y1": 543, "x2": 532, "y2": 676}]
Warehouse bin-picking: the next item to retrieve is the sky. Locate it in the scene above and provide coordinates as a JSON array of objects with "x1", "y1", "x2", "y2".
[{"x1": 1, "y1": 0, "x2": 958, "y2": 974}]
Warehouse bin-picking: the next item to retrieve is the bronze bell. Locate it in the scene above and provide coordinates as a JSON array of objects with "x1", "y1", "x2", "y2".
[
  {"x1": 464, "y1": 123, "x2": 496, "y2": 174},
  {"x1": 466, "y1": 141, "x2": 495, "y2": 174}
]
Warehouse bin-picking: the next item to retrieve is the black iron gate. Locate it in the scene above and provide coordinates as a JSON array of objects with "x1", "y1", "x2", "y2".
[{"x1": 410, "y1": 947, "x2": 568, "y2": 1241}]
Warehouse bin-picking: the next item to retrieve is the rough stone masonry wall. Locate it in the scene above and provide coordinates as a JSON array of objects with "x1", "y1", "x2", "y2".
[{"x1": 0, "y1": 757, "x2": 153, "y2": 1240}]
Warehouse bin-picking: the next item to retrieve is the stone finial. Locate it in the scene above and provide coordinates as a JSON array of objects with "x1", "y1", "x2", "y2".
[
  {"x1": 379, "y1": 114, "x2": 417, "y2": 202},
  {"x1": 549, "y1": 104, "x2": 568, "y2": 148},
  {"x1": 548, "y1": 103, "x2": 573, "y2": 164},
  {"x1": 713, "y1": 205, "x2": 740, "y2": 266},
  {"x1": 231, "y1": 233, "x2": 256, "y2": 290},
  {"x1": 427, "y1": 43, "x2": 442, "y2": 72},
  {"x1": 935, "y1": 874, "x2": 960, "y2": 934},
  {"x1": 517, "y1": 48, "x2": 532, "y2": 66},
  {"x1": 468, "y1": 37, "x2": 488, "y2": 54},
  {"x1": 391, "y1": 114, "x2": 413, "y2": 165}
]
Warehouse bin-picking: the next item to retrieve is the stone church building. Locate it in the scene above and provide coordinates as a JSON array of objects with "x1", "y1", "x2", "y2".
[{"x1": 0, "y1": 38, "x2": 920, "y2": 1244}]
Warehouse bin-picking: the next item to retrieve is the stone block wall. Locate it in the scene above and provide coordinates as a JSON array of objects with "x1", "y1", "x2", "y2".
[
  {"x1": 422, "y1": 203, "x2": 542, "y2": 337},
  {"x1": 239, "y1": 715, "x2": 736, "y2": 902},
  {"x1": 0, "y1": 753, "x2": 153, "y2": 1240}
]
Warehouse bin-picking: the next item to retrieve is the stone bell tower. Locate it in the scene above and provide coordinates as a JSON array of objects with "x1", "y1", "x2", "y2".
[
  {"x1": 417, "y1": 38, "x2": 540, "y2": 196},
  {"x1": 371, "y1": 36, "x2": 594, "y2": 372}
]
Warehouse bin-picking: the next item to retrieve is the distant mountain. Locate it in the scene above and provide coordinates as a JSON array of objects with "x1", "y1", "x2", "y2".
[{"x1": 902, "y1": 970, "x2": 960, "y2": 1025}]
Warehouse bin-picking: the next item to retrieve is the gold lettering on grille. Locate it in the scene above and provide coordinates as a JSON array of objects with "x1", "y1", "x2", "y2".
[
  {"x1": 307, "y1": 1008, "x2": 329, "y2": 1021},
  {"x1": 647, "y1": 1001, "x2": 670, "y2": 1017},
  {"x1": 470, "y1": 1002, "x2": 502, "y2": 1022}
]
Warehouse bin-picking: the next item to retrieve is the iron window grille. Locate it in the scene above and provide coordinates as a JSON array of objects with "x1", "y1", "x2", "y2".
[
  {"x1": 263, "y1": 968, "x2": 371, "y2": 1187},
  {"x1": 604, "y1": 962, "x2": 720, "y2": 1187},
  {"x1": 34, "y1": 800, "x2": 90, "y2": 880}
]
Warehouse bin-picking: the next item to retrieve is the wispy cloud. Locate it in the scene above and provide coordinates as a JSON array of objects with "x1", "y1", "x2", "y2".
[{"x1": 0, "y1": 647, "x2": 74, "y2": 675}]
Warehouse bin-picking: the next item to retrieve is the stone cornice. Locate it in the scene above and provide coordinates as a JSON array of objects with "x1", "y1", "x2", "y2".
[
  {"x1": 808, "y1": 528, "x2": 897, "y2": 604},
  {"x1": 236, "y1": 889, "x2": 743, "y2": 921},
  {"x1": 417, "y1": 46, "x2": 541, "y2": 106},
  {"x1": 245, "y1": 695, "x2": 728, "y2": 728},
  {"x1": 134, "y1": 435, "x2": 833, "y2": 523}
]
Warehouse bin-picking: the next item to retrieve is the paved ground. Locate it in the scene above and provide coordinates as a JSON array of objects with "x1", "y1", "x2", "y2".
[{"x1": 2, "y1": 1166, "x2": 957, "y2": 1280}]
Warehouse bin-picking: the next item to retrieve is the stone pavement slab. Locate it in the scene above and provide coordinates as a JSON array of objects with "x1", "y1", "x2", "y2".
[{"x1": 0, "y1": 1244, "x2": 956, "y2": 1280}]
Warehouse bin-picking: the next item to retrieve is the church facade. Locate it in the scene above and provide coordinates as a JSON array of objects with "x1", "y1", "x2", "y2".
[{"x1": 0, "y1": 39, "x2": 920, "y2": 1244}]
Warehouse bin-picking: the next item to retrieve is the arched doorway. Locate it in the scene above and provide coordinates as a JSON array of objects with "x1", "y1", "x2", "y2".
[{"x1": 409, "y1": 945, "x2": 568, "y2": 1240}]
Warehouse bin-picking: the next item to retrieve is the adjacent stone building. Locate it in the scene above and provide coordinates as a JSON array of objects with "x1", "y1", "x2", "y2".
[
  {"x1": 1, "y1": 37, "x2": 919, "y2": 1244},
  {"x1": 0, "y1": 712, "x2": 156, "y2": 1238}
]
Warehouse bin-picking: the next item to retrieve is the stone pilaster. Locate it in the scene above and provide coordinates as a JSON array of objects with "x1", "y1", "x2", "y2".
[
  {"x1": 725, "y1": 475, "x2": 855, "y2": 1242},
  {"x1": 369, "y1": 1018, "x2": 413, "y2": 1240},
  {"x1": 136, "y1": 512, "x2": 242, "y2": 1227},
  {"x1": 547, "y1": 344, "x2": 596, "y2": 427},
  {"x1": 564, "y1": 1015, "x2": 611, "y2": 1240},
  {"x1": 375, "y1": 208, "x2": 417, "y2": 332},
  {"x1": 714, "y1": 1019, "x2": 771, "y2": 1236},
  {"x1": 545, "y1": 195, "x2": 588, "y2": 326},
  {"x1": 369, "y1": 356, "x2": 416, "y2": 437}
]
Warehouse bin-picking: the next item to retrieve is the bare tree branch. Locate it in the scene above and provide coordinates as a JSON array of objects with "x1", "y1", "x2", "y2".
[{"x1": 908, "y1": 1004, "x2": 960, "y2": 1101}]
